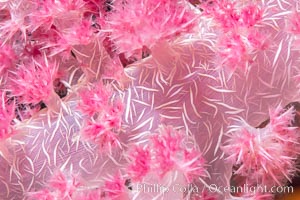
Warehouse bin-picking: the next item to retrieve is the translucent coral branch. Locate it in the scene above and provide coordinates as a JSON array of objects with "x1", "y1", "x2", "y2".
[{"x1": 0, "y1": 91, "x2": 15, "y2": 140}]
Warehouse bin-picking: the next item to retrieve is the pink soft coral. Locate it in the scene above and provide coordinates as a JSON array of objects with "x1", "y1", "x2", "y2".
[
  {"x1": 80, "y1": 95, "x2": 123, "y2": 152},
  {"x1": 78, "y1": 82, "x2": 112, "y2": 117},
  {"x1": 202, "y1": 1, "x2": 265, "y2": 75},
  {"x1": 217, "y1": 33, "x2": 250, "y2": 73},
  {"x1": 151, "y1": 125, "x2": 207, "y2": 182},
  {"x1": 0, "y1": 0, "x2": 32, "y2": 43},
  {"x1": 0, "y1": 91, "x2": 15, "y2": 140},
  {"x1": 28, "y1": 171, "x2": 82, "y2": 200},
  {"x1": 223, "y1": 105, "x2": 299, "y2": 188},
  {"x1": 1, "y1": 0, "x2": 300, "y2": 200},
  {"x1": 126, "y1": 145, "x2": 151, "y2": 182},
  {"x1": 101, "y1": 173, "x2": 129, "y2": 200},
  {"x1": 81, "y1": 119, "x2": 121, "y2": 152},
  {"x1": 106, "y1": 0, "x2": 198, "y2": 57},
  {"x1": 200, "y1": 0, "x2": 263, "y2": 30},
  {"x1": 27, "y1": 0, "x2": 88, "y2": 32},
  {"x1": 289, "y1": 11, "x2": 300, "y2": 34},
  {"x1": 0, "y1": 43, "x2": 15, "y2": 75},
  {"x1": 9, "y1": 55, "x2": 59, "y2": 105}
]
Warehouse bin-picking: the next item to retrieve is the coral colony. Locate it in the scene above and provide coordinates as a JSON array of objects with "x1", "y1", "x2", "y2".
[{"x1": 1, "y1": 0, "x2": 300, "y2": 199}]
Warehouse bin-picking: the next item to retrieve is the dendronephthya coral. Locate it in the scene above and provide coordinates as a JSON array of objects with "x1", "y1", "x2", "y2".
[{"x1": 0, "y1": 0, "x2": 300, "y2": 199}]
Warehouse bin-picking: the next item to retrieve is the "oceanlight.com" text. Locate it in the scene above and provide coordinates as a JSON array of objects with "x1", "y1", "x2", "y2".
[{"x1": 208, "y1": 184, "x2": 294, "y2": 194}]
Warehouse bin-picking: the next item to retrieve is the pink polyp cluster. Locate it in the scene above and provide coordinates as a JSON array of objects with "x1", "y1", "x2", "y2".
[
  {"x1": 126, "y1": 145, "x2": 151, "y2": 182},
  {"x1": 28, "y1": 171, "x2": 83, "y2": 200},
  {"x1": 0, "y1": 91, "x2": 14, "y2": 140},
  {"x1": 78, "y1": 83, "x2": 123, "y2": 152},
  {"x1": 223, "y1": 105, "x2": 299, "y2": 194},
  {"x1": 200, "y1": 1, "x2": 266, "y2": 74},
  {"x1": 81, "y1": 119, "x2": 121, "y2": 152},
  {"x1": 29, "y1": 125, "x2": 207, "y2": 199},
  {"x1": 78, "y1": 83, "x2": 112, "y2": 117},
  {"x1": 201, "y1": 1, "x2": 263, "y2": 29},
  {"x1": 0, "y1": 0, "x2": 300, "y2": 200},
  {"x1": 8, "y1": 55, "x2": 58, "y2": 105},
  {"x1": 106, "y1": 0, "x2": 198, "y2": 57},
  {"x1": 151, "y1": 125, "x2": 207, "y2": 181},
  {"x1": 0, "y1": 43, "x2": 15, "y2": 75}
]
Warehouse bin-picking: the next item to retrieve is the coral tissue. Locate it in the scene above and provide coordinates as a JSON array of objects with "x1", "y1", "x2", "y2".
[{"x1": 0, "y1": 0, "x2": 300, "y2": 199}]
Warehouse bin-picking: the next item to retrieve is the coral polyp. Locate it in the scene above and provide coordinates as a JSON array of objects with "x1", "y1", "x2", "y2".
[{"x1": 0, "y1": 0, "x2": 300, "y2": 200}]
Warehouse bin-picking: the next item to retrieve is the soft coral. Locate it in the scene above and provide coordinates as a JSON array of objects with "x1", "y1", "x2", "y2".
[
  {"x1": 223, "y1": 105, "x2": 300, "y2": 188},
  {"x1": 8, "y1": 54, "x2": 60, "y2": 110},
  {"x1": 0, "y1": 91, "x2": 15, "y2": 140},
  {"x1": 105, "y1": 0, "x2": 198, "y2": 57},
  {"x1": 0, "y1": 43, "x2": 16, "y2": 76}
]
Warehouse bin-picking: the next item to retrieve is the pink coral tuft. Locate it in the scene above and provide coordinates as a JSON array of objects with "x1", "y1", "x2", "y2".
[
  {"x1": 78, "y1": 82, "x2": 112, "y2": 117},
  {"x1": 102, "y1": 173, "x2": 129, "y2": 200},
  {"x1": 200, "y1": 1, "x2": 263, "y2": 29},
  {"x1": 1, "y1": 0, "x2": 300, "y2": 199},
  {"x1": 28, "y1": 189, "x2": 55, "y2": 200},
  {"x1": 81, "y1": 119, "x2": 121, "y2": 152},
  {"x1": 0, "y1": 43, "x2": 15, "y2": 75},
  {"x1": 0, "y1": 91, "x2": 15, "y2": 140},
  {"x1": 269, "y1": 105, "x2": 295, "y2": 133},
  {"x1": 106, "y1": 0, "x2": 198, "y2": 56},
  {"x1": 239, "y1": 5, "x2": 263, "y2": 27},
  {"x1": 223, "y1": 105, "x2": 300, "y2": 187},
  {"x1": 183, "y1": 149, "x2": 207, "y2": 182},
  {"x1": 28, "y1": 170, "x2": 82, "y2": 200},
  {"x1": 9, "y1": 55, "x2": 58, "y2": 105},
  {"x1": 217, "y1": 33, "x2": 250, "y2": 73},
  {"x1": 151, "y1": 125, "x2": 183, "y2": 176},
  {"x1": 151, "y1": 125, "x2": 207, "y2": 182},
  {"x1": 200, "y1": 0, "x2": 239, "y2": 30},
  {"x1": 126, "y1": 145, "x2": 151, "y2": 182}
]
